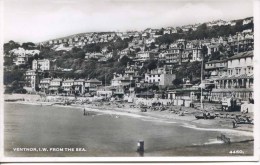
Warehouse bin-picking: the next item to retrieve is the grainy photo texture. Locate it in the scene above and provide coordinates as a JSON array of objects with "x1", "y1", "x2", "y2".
[{"x1": 1, "y1": 0, "x2": 258, "y2": 161}]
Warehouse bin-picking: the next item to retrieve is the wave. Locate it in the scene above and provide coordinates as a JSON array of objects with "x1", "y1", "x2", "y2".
[{"x1": 181, "y1": 123, "x2": 253, "y2": 137}]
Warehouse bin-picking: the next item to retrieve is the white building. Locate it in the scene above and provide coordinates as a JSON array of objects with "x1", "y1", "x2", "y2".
[
  {"x1": 74, "y1": 79, "x2": 85, "y2": 94},
  {"x1": 49, "y1": 78, "x2": 62, "y2": 95},
  {"x1": 145, "y1": 68, "x2": 176, "y2": 86},
  {"x1": 85, "y1": 52, "x2": 105, "y2": 59},
  {"x1": 32, "y1": 59, "x2": 51, "y2": 71},
  {"x1": 135, "y1": 51, "x2": 157, "y2": 62},
  {"x1": 62, "y1": 79, "x2": 75, "y2": 95},
  {"x1": 39, "y1": 78, "x2": 52, "y2": 93},
  {"x1": 243, "y1": 18, "x2": 253, "y2": 25},
  {"x1": 212, "y1": 51, "x2": 254, "y2": 101},
  {"x1": 24, "y1": 70, "x2": 37, "y2": 92},
  {"x1": 191, "y1": 47, "x2": 202, "y2": 62},
  {"x1": 10, "y1": 47, "x2": 40, "y2": 65},
  {"x1": 13, "y1": 56, "x2": 27, "y2": 65},
  {"x1": 111, "y1": 74, "x2": 133, "y2": 87},
  {"x1": 85, "y1": 78, "x2": 102, "y2": 92},
  {"x1": 163, "y1": 29, "x2": 171, "y2": 35}
]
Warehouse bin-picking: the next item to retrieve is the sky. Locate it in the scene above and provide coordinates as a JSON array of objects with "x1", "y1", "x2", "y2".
[{"x1": 2, "y1": 0, "x2": 253, "y2": 43}]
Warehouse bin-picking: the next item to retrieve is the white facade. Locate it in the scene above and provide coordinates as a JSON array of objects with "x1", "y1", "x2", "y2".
[
  {"x1": 243, "y1": 18, "x2": 253, "y2": 25},
  {"x1": 40, "y1": 78, "x2": 52, "y2": 92},
  {"x1": 62, "y1": 79, "x2": 74, "y2": 93},
  {"x1": 74, "y1": 79, "x2": 85, "y2": 94},
  {"x1": 136, "y1": 51, "x2": 157, "y2": 61},
  {"x1": 212, "y1": 51, "x2": 254, "y2": 101},
  {"x1": 32, "y1": 59, "x2": 50, "y2": 71},
  {"x1": 191, "y1": 48, "x2": 202, "y2": 62},
  {"x1": 13, "y1": 56, "x2": 27, "y2": 65},
  {"x1": 49, "y1": 79, "x2": 62, "y2": 94},
  {"x1": 25, "y1": 70, "x2": 37, "y2": 92},
  {"x1": 145, "y1": 68, "x2": 176, "y2": 86},
  {"x1": 227, "y1": 55, "x2": 253, "y2": 76}
]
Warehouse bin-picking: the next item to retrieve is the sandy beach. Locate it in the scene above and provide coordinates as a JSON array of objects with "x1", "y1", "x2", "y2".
[
  {"x1": 56, "y1": 100, "x2": 254, "y2": 133},
  {"x1": 8, "y1": 99, "x2": 254, "y2": 138},
  {"x1": 4, "y1": 93, "x2": 254, "y2": 157}
]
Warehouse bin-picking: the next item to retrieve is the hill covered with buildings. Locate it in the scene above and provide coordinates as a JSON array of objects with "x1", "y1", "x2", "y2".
[{"x1": 3, "y1": 16, "x2": 254, "y2": 102}]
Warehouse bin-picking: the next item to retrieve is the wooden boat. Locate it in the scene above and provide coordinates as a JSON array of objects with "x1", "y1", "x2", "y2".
[
  {"x1": 140, "y1": 105, "x2": 148, "y2": 112},
  {"x1": 235, "y1": 118, "x2": 254, "y2": 125},
  {"x1": 195, "y1": 115, "x2": 216, "y2": 119}
]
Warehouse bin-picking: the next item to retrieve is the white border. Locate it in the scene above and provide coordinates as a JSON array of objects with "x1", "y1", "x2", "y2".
[
  {"x1": 0, "y1": 0, "x2": 5, "y2": 162},
  {"x1": 0, "y1": 0, "x2": 259, "y2": 162},
  {"x1": 253, "y1": 0, "x2": 260, "y2": 161}
]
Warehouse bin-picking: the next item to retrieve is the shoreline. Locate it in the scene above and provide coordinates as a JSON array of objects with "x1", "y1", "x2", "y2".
[
  {"x1": 6, "y1": 101, "x2": 254, "y2": 139},
  {"x1": 4, "y1": 101, "x2": 254, "y2": 156}
]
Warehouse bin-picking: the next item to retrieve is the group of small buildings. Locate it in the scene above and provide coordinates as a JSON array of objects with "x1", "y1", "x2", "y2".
[
  {"x1": 44, "y1": 17, "x2": 253, "y2": 49},
  {"x1": 39, "y1": 78, "x2": 102, "y2": 96},
  {"x1": 22, "y1": 47, "x2": 254, "y2": 104},
  {"x1": 14, "y1": 16, "x2": 254, "y2": 104},
  {"x1": 9, "y1": 47, "x2": 40, "y2": 65},
  {"x1": 24, "y1": 58, "x2": 177, "y2": 99},
  {"x1": 40, "y1": 17, "x2": 253, "y2": 64}
]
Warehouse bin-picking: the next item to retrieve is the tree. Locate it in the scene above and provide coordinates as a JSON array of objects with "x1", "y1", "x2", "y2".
[
  {"x1": 201, "y1": 45, "x2": 208, "y2": 60},
  {"x1": 74, "y1": 50, "x2": 85, "y2": 59},
  {"x1": 120, "y1": 55, "x2": 132, "y2": 66},
  {"x1": 4, "y1": 56, "x2": 13, "y2": 66},
  {"x1": 58, "y1": 87, "x2": 64, "y2": 94},
  {"x1": 4, "y1": 41, "x2": 20, "y2": 55},
  {"x1": 195, "y1": 23, "x2": 208, "y2": 39},
  {"x1": 150, "y1": 42, "x2": 156, "y2": 49},
  {"x1": 156, "y1": 34, "x2": 175, "y2": 44},
  {"x1": 146, "y1": 60, "x2": 158, "y2": 71},
  {"x1": 210, "y1": 51, "x2": 221, "y2": 61},
  {"x1": 4, "y1": 69, "x2": 25, "y2": 85},
  {"x1": 156, "y1": 28, "x2": 164, "y2": 35},
  {"x1": 21, "y1": 42, "x2": 35, "y2": 50},
  {"x1": 172, "y1": 78, "x2": 183, "y2": 88}
]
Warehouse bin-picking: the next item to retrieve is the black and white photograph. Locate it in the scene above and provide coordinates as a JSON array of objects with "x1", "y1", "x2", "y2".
[{"x1": 0, "y1": 0, "x2": 259, "y2": 162}]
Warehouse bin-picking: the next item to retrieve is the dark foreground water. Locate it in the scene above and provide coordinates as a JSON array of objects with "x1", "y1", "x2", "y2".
[{"x1": 4, "y1": 103, "x2": 253, "y2": 157}]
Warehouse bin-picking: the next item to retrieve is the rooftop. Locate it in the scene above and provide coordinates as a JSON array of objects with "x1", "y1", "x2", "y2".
[
  {"x1": 51, "y1": 78, "x2": 62, "y2": 82},
  {"x1": 228, "y1": 51, "x2": 253, "y2": 60},
  {"x1": 63, "y1": 79, "x2": 74, "y2": 83},
  {"x1": 205, "y1": 59, "x2": 227, "y2": 64},
  {"x1": 86, "y1": 78, "x2": 102, "y2": 83}
]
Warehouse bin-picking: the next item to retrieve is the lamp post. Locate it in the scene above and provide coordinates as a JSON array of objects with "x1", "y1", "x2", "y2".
[
  {"x1": 201, "y1": 59, "x2": 204, "y2": 110},
  {"x1": 200, "y1": 45, "x2": 207, "y2": 110}
]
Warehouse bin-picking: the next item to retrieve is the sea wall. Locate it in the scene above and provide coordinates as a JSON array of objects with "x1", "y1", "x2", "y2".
[
  {"x1": 5, "y1": 94, "x2": 42, "y2": 101},
  {"x1": 133, "y1": 98, "x2": 195, "y2": 107}
]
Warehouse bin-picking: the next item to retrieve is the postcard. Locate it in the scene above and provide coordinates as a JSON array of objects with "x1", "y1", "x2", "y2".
[{"x1": 0, "y1": 0, "x2": 259, "y2": 162}]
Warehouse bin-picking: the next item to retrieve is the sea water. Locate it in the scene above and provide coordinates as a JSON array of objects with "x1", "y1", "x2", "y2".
[{"x1": 4, "y1": 103, "x2": 252, "y2": 157}]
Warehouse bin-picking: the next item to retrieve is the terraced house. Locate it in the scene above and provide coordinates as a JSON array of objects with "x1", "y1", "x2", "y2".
[{"x1": 211, "y1": 51, "x2": 254, "y2": 102}]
